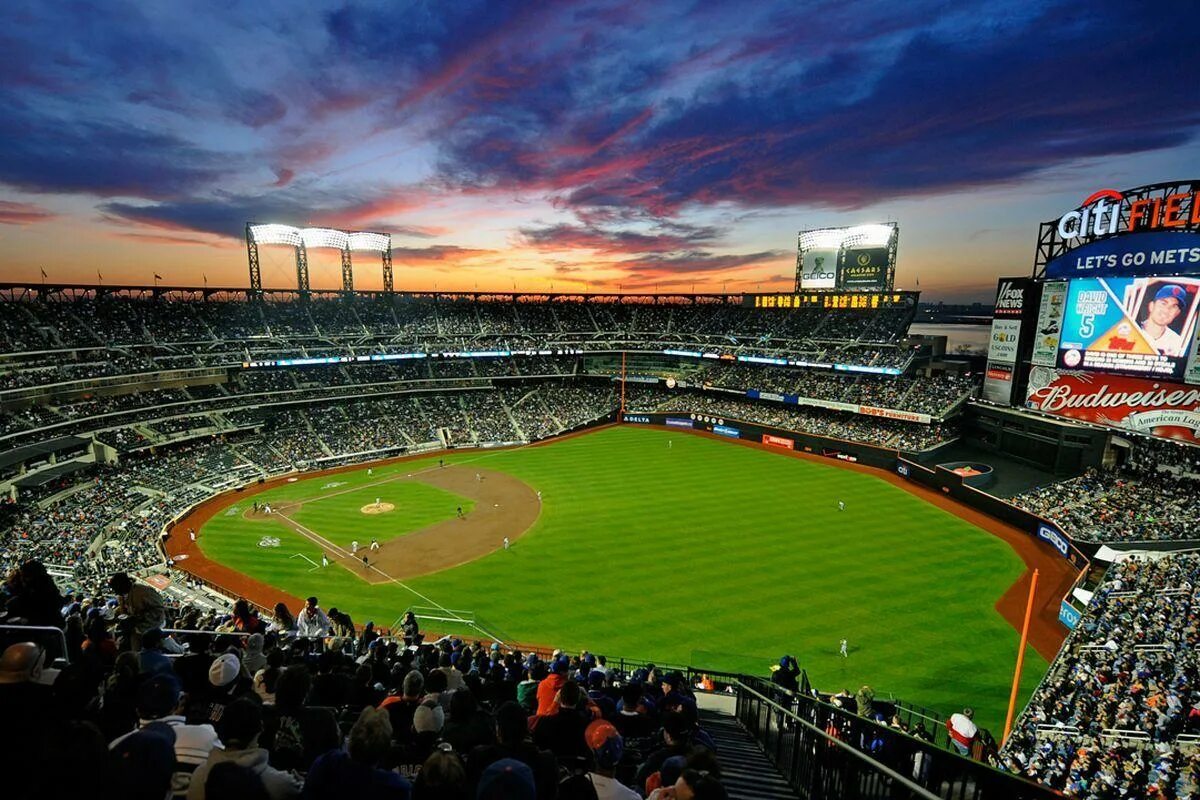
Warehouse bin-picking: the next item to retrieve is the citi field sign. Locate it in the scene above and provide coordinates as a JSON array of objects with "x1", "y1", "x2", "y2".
[
  {"x1": 1056, "y1": 187, "x2": 1200, "y2": 240},
  {"x1": 1044, "y1": 183, "x2": 1200, "y2": 280}
]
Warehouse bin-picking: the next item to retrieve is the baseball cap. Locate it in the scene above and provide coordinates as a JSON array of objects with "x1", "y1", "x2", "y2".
[
  {"x1": 477, "y1": 758, "x2": 535, "y2": 800},
  {"x1": 585, "y1": 720, "x2": 624, "y2": 768},
  {"x1": 1156, "y1": 284, "x2": 1188, "y2": 304},
  {"x1": 137, "y1": 673, "x2": 183, "y2": 719},
  {"x1": 110, "y1": 722, "x2": 177, "y2": 800},
  {"x1": 209, "y1": 653, "x2": 241, "y2": 687}
]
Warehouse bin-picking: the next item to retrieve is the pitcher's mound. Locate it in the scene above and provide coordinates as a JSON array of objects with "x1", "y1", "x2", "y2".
[{"x1": 361, "y1": 502, "x2": 395, "y2": 515}]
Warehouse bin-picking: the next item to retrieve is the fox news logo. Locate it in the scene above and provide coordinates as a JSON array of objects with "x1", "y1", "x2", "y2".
[{"x1": 994, "y1": 281, "x2": 1025, "y2": 316}]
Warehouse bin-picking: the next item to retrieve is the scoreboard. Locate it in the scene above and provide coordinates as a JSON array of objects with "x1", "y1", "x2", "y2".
[{"x1": 745, "y1": 292, "x2": 913, "y2": 310}]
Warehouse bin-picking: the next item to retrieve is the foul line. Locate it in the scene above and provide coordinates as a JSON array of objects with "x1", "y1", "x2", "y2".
[{"x1": 273, "y1": 509, "x2": 505, "y2": 641}]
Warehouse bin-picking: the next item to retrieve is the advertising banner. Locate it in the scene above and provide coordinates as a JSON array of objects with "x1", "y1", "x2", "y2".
[
  {"x1": 713, "y1": 424, "x2": 741, "y2": 438},
  {"x1": 799, "y1": 247, "x2": 839, "y2": 290},
  {"x1": 987, "y1": 319, "x2": 1023, "y2": 365},
  {"x1": 1032, "y1": 281, "x2": 1068, "y2": 367},
  {"x1": 857, "y1": 406, "x2": 931, "y2": 424},
  {"x1": 1058, "y1": 276, "x2": 1200, "y2": 381},
  {"x1": 983, "y1": 277, "x2": 1032, "y2": 405},
  {"x1": 1059, "y1": 601, "x2": 1082, "y2": 630},
  {"x1": 761, "y1": 434, "x2": 794, "y2": 449},
  {"x1": 665, "y1": 417, "x2": 694, "y2": 428},
  {"x1": 1045, "y1": 231, "x2": 1200, "y2": 279},
  {"x1": 622, "y1": 414, "x2": 650, "y2": 423},
  {"x1": 1037, "y1": 523, "x2": 1071, "y2": 557},
  {"x1": 982, "y1": 363, "x2": 1016, "y2": 403},
  {"x1": 1025, "y1": 367, "x2": 1200, "y2": 444},
  {"x1": 839, "y1": 247, "x2": 889, "y2": 290}
]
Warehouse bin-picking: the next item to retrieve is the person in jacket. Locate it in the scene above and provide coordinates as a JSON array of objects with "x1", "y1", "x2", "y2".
[
  {"x1": 296, "y1": 597, "x2": 332, "y2": 639},
  {"x1": 188, "y1": 697, "x2": 301, "y2": 800},
  {"x1": 109, "y1": 673, "x2": 222, "y2": 798}
]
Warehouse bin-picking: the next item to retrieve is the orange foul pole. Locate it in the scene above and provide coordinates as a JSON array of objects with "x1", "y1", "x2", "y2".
[{"x1": 1003, "y1": 568, "x2": 1039, "y2": 744}]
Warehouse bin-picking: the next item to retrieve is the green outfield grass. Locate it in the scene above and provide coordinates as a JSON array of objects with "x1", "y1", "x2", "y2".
[{"x1": 198, "y1": 425, "x2": 1047, "y2": 732}]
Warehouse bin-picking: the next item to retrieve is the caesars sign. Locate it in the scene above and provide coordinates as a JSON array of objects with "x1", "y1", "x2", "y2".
[
  {"x1": 1026, "y1": 367, "x2": 1200, "y2": 445},
  {"x1": 1046, "y1": 185, "x2": 1200, "y2": 279}
]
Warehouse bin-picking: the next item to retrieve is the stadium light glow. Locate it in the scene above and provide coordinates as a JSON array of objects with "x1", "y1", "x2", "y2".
[
  {"x1": 248, "y1": 224, "x2": 391, "y2": 252},
  {"x1": 798, "y1": 224, "x2": 895, "y2": 251}
]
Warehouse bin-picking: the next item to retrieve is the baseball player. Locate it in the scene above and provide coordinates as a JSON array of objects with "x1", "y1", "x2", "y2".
[
  {"x1": 375, "y1": 497, "x2": 381, "y2": 508},
  {"x1": 188, "y1": 528, "x2": 196, "y2": 542},
  {"x1": 838, "y1": 500, "x2": 845, "y2": 512},
  {"x1": 503, "y1": 537, "x2": 510, "y2": 551},
  {"x1": 840, "y1": 639, "x2": 849, "y2": 658},
  {"x1": 456, "y1": 506, "x2": 464, "y2": 519},
  {"x1": 321, "y1": 554, "x2": 329, "y2": 568},
  {"x1": 370, "y1": 538, "x2": 380, "y2": 552},
  {"x1": 368, "y1": 467, "x2": 374, "y2": 477},
  {"x1": 351, "y1": 540, "x2": 359, "y2": 555}
]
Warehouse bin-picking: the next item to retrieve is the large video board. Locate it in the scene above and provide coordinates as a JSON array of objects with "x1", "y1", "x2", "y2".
[{"x1": 1057, "y1": 276, "x2": 1200, "y2": 383}]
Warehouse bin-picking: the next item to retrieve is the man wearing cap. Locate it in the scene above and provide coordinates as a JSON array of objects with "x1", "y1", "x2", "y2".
[
  {"x1": 535, "y1": 655, "x2": 571, "y2": 716},
  {"x1": 197, "y1": 651, "x2": 251, "y2": 725},
  {"x1": 477, "y1": 757, "x2": 536, "y2": 800},
  {"x1": 586, "y1": 720, "x2": 640, "y2": 800},
  {"x1": 110, "y1": 672, "x2": 223, "y2": 797},
  {"x1": 188, "y1": 697, "x2": 301, "y2": 800},
  {"x1": 1140, "y1": 284, "x2": 1189, "y2": 356}
]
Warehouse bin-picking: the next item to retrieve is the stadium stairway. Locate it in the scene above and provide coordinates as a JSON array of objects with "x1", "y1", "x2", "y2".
[{"x1": 699, "y1": 707, "x2": 800, "y2": 800}]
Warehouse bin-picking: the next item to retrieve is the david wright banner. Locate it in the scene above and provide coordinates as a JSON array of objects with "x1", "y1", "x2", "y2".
[{"x1": 1025, "y1": 367, "x2": 1200, "y2": 443}]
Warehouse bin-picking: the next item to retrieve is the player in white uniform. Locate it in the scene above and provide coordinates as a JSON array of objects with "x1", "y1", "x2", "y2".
[
  {"x1": 838, "y1": 500, "x2": 845, "y2": 511},
  {"x1": 351, "y1": 540, "x2": 359, "y2": 555},
  {"x1": 840, "y1": 638, "x2": 849, "y2": 658},
  {"x1": 1140, "y1": 284, "x2": 1189, "y2": 356},
  {"x1": 503, "y1": 537, "x2": 510, "y2": 551}
]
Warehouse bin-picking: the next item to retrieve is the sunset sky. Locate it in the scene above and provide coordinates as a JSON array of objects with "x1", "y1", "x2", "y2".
[{"x1": 0, "y1": 1, "x2": 1196, "y2": 302}]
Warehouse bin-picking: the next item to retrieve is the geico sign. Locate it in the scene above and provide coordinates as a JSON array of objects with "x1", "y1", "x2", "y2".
[
  {"x1": 1037, "y1": 525, "x2": 1070, "y2": 556},
  {"x1": 1058, "y1": 188, "x2": 1200, "y2": 240}
]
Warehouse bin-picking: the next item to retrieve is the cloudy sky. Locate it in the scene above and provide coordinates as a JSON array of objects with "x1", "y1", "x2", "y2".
[{"x1": 0, "y1": 0, "x2": 1196, "y2": 301}]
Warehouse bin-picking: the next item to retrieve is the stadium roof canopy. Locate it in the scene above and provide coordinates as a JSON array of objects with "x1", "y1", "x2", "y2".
[
  {"x1": 0, "y1": 436, "x2": 90, "y2": 470},
  {"x1": 12, "y1": 459, "x2": 92, "y2": 488}
]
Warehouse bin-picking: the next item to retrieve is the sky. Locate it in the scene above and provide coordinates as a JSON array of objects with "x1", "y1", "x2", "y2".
[{"x1": 0, "y1": 1, "x2": 1196, "y2": 302}]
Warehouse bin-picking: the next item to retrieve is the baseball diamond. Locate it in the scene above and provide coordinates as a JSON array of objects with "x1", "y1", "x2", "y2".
[{"x1": 168, "y1": 424, "x2": 1062, "y2": 732}]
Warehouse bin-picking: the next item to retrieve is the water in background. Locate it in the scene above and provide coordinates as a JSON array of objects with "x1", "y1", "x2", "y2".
[{"x1": 908, "y1": 323, "x2": 990, "y2": 356}]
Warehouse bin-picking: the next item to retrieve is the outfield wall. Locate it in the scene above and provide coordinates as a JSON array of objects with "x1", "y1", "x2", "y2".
[{"x1": 620, "y1": 411, "x2": 901, "y2": 469}]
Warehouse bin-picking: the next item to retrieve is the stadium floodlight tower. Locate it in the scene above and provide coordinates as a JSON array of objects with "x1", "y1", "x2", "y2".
[{"x1": 245, "y1": 223, "x2": 394, "y2": 297}]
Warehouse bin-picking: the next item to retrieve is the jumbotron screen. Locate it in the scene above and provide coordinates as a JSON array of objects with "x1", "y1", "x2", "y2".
[{"x1": 1056, "y1": 275, "x2": 1200, "y2": 382}]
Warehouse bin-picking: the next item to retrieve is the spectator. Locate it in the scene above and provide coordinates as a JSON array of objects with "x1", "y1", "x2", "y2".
[
  {"x1": 412, "y1": 745, "x2": 468, "y2": 800},
  {"x1": 304, "y1": 706, "x2": 412, "y2": 799},
  {"x1": 188, "y1": 697, "x2": 301, "y2": 800},
  {"x1": 585, "y1": 720, "x2": 639, "y2": 800},
  {"x1": 109, "y1": 572, "x2": 166, "y2": 649},
  {"x1": 110, "y1": 722, "x2": 179, "y2": 800},
  {"x1": 467, "y1": 701, "x2": 558, "y2": 800},
  {"x1": 296, "y1": 597, "x2": 332, "y2": 639},
  {"x1": 946, "y1": 707, "x2": 977, "y2": 757},
  {"x1": 110, "y1": 672, "x2": 222, "y2": 797}
]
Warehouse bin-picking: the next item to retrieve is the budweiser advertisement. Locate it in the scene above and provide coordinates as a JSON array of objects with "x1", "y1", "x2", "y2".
[{"x1": 1026, "y1": 367, "x2": 1200, "y2": 444}]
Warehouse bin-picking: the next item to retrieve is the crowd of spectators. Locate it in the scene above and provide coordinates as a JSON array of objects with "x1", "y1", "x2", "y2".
[
  {"x1": 1011, "y1": 439, "x2": 1200, "y2": 543},
  {"x1": 1001, "y1": 554, "x2": 1200, "y2": 798},
  {"x1": 695, "y1": 365, "x2": 976, "y2": 417},
  {"x1": 629, "y1": 389, "x2": 957, "y2": 452},
  {"x1": 0, "y1": 571, "x2": 733, "y2": 799},
  {"x1": 0, "y1": 294, "x2": 919, "y2": 390}
]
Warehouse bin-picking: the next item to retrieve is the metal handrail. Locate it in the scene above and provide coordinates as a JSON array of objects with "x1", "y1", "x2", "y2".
[
  {"x1": 0, "y1": 623, "x2": 71, "y2": 664},
  {"x1": 736, "y1": 678, "x2": 942, "y2": 800}
]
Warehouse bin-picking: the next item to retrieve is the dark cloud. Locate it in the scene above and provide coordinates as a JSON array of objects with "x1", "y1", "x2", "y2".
[{"x1": 0, "y1": 109, "x2": 232, "y2": 199}]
